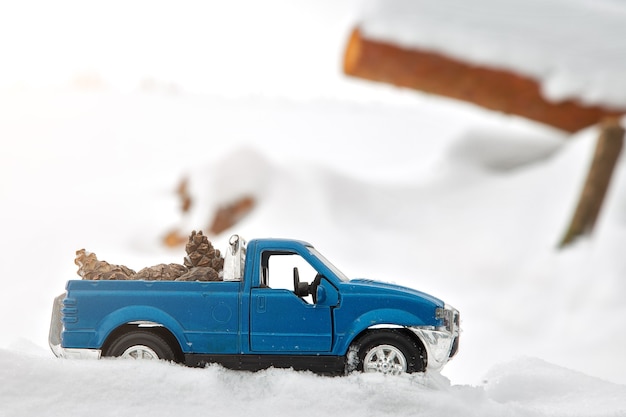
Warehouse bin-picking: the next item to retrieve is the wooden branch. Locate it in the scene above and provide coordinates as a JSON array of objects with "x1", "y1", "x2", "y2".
[
  {"x1": 344, "y1": 28, "x2": 624, "y2": 132},
  {"x1": 559, "y1": 119, "x2": 624, "y2": 247},
  {"x1": 209, "y1": 196, "x2": 256, "y2": 235}
]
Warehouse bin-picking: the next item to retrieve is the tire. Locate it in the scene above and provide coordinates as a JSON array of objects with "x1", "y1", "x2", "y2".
[
  {"x1": 352, "y1": 330, "x2": 425, "y2": 375},
  {"x1": 103, "y1": 330, "x2": 178, "y2": 362}
]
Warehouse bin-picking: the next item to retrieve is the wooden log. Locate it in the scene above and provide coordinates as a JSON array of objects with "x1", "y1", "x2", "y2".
[
  {"x1": 559, "y1": 119, "x2": 624, "y2": 247},
  {"x1": 209, "y1": 196, "x2": 256, "y2": 235},
  {"x1": 344, "y1": 28, "x2": 624, "y2": 132}
]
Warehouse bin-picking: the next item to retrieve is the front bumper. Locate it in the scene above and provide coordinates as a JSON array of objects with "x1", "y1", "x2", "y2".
[{"x1": 410, "y1": 305, "x2": 460, "y2": 372}]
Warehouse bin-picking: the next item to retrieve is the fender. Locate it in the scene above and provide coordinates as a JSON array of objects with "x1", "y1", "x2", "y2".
[
  {"x1": 335, "y1": 308, "x2": 428, "y2": 354},
  {"x1": 93, "y1": 306, "x2": 189, "y2": 352}
]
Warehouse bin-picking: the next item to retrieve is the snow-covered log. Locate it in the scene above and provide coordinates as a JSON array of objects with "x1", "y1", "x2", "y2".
[{"x1": 344, "y1": 28, "x2": 623, "y2": 132}]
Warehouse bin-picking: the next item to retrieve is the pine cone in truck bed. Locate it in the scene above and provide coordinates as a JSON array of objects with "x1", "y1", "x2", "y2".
[
  {"x1": 75, "y1": 231, "x2": 224, "y2": 281},
  {"x1": 135, "y1": 263, "x2": 188, "y2": 281},
  {"x1": 75, "y1": 249, "x2": 137, "y2": 281},
  {"x1": 184, "y1": 230, "x2": 224, "y2": 273},
  {"x1": 176, "y1": 267, "x2": 220, "y2": 282}
]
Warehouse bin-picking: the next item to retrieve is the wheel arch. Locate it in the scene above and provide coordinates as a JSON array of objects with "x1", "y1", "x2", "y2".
[
  {"x1": 337, "y1": 309, "x2": 430, "y2": 354},
  {"x1": 101, "y1": 323, "x2": 185, "y2": 363},
  {"x1": 93, "y1": 306, "x2": 188, "y2": 354},
  {"x1": 347, "y1": 326, "x2": 427, "y2": 373},
  {"x1": 351, "y1": 326, "x2": 426, "y2": 357}
]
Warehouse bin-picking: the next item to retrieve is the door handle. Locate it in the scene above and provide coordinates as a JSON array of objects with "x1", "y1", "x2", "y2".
[{"x1": 256, "y1": 295, "x2": 266, "y2": 313}]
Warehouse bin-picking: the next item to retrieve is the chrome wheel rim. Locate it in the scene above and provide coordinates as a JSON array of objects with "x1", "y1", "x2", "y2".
[
  {"x1": 363, "y1": 344, "x2": 407, "y2": 375},
  {"x1": 121, "y1": 345, "x2": 159, "y2": 360}
]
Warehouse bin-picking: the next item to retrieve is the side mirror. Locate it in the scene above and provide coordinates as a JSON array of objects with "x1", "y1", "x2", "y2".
[
  {"x1": 316, "y1": 286, "x2": 327, "y2": 304},
  {"x1": 316, "y1": 281, "x2": 339, "y2": 306}
]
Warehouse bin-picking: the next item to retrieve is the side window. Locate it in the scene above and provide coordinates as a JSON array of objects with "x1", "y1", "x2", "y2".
[{"x1": 262, "y1": 252, "x2": 318, "y2": 303}]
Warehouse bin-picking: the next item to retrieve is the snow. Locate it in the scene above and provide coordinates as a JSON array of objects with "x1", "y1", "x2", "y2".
[
  {"x1": 3, "y1": 346, "x2": 626, "y2": 417},
  {"x1": 1, "y1": 1, "x2": 626, "y2": 415},
  {"x1": 2, "y1": 349, "x2": 626, "y2": 417},
  {"x1": 359, "y1": 0, "x2": 626, "y2": 108}
]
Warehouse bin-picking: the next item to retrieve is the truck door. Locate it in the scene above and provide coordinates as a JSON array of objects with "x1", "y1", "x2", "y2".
[{"x1": 250, "y1": 252, "x2": 332, "y2": 352}]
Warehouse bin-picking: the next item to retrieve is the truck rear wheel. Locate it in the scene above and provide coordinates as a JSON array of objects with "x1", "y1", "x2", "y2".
[
  {"x1": 103, "y1": 330, "x2": 178, "y2": 362},
  {"x1": 352, "y1": 330, "x2": 425, "y2": 375}
]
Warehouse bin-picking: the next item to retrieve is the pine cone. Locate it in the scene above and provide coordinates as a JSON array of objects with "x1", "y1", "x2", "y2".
[
  {"x1": 75, "y1": 249, "x2": 136, "y2": 280},
  {"x1": 211, "y1": 256, "x2": 224, "y2": 271},
  {"x1": 185, "y1": 230, "x2": 213, "y2": 255},
  {"x1": 135, "y1": 263, "x2": 188, "y2": 281},
  {"x1": 183, "y1": 230, "x2": 224, "y2": 273},
  {"x1": 176, "y1": 267, "x2": 220, "y2": 282}
]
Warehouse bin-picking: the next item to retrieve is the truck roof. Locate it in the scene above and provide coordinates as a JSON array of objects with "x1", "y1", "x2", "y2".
[{"x1": 248, "y1": 238, "x2": 313, "y2": 250}]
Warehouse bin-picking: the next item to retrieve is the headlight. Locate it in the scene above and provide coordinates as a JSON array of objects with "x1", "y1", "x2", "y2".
[{"x1": 435, "y1": 305, "x2": 459, "y2": 334}]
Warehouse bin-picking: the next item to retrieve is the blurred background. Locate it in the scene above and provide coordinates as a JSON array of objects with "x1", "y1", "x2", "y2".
[{"x1": 1, "y1": 0, "x2": 372, "y2": 99}]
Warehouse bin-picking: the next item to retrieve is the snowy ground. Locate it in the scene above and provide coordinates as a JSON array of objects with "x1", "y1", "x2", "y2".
[
  {"x1": 1, "y1": 1, "x2": 626, "y2": 416},
  {"x1": 3, "y1": 346, "x2": 626, "y2": 417}
]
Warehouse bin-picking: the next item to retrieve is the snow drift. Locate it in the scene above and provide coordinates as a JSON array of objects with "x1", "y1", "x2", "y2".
[{"x1": 1, "y1": 346, "x2": 624, "y2": 417}]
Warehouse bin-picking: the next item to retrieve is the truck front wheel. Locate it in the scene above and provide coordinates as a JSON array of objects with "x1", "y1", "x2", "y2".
[
  {"x1": 352, "y1": 330, "x2": 425, "y2": 375},
  {"x1": 103, "y1": 330, "x2": 178, "y2": 362}
]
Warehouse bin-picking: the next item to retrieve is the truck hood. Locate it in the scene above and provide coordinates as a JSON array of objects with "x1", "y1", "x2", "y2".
[{"x1": 347, "y1": 278, "x2": 444, "y2": 307}]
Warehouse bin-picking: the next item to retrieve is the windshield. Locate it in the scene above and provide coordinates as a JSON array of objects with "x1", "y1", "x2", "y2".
[{"x1": 307, "y1": 247, "x2": 350, "y2": 282}]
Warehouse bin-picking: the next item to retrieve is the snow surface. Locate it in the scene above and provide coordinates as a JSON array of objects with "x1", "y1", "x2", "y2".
[
  {"x1": 359, "y1": 0, "x2": 626, "y2": 108},
  {"x1": 2, "y1": 346, "x2": 626, "y2": 417},
  {"x1": 1, "y1": 1, "x2": 626, "y2": 415}
]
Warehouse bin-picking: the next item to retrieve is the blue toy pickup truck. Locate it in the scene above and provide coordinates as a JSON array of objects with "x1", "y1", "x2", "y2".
[{"x1": 49, "y1": 235, "x2": 459, "y2": 375}]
